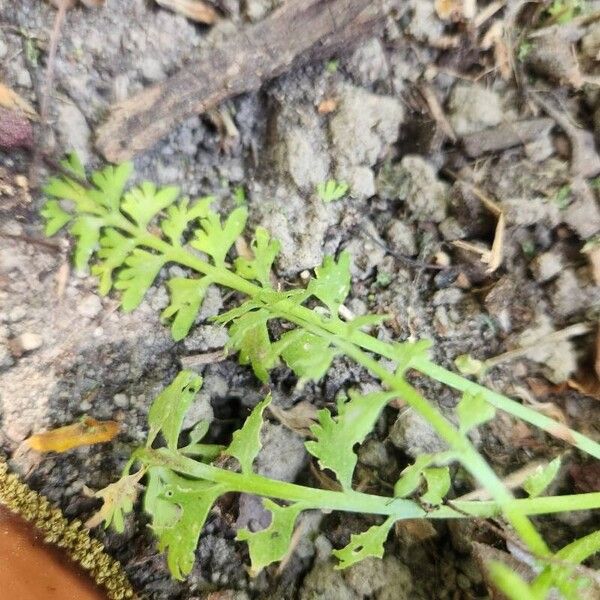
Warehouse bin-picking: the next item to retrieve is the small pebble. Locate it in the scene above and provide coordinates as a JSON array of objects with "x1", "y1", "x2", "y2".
[
  {"x1": 11, "y1": 332, "x2": 43, "y2": 356},
  {"x1": 113, "y1": 393, "x2": 129, "y2": 409},
  {"x1": 77, "y1": 294, "x2": 102, "y2": 318},
  {"x1": 8, "y1": 306, "x2": 27, "y2": 322}
]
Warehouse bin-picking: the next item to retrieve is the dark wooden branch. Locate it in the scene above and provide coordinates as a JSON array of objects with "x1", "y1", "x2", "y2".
[{"x1": 96, "y1": 0, "x2": 389, "y2": 162}]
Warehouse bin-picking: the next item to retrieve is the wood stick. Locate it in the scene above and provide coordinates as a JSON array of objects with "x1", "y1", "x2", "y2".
[{"x1": 96, "y1": 0, "x2": 388, "y2": 162}]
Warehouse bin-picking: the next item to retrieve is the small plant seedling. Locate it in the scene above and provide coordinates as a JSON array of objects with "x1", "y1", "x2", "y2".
[
  {"x1": 42, "y1": 156, "x2": 600, "y2": 593},
  {"x1": 317, "y1": 179, "x2": 349, "y2": 202}
]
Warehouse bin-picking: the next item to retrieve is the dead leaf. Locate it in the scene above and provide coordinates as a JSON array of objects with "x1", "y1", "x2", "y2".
[
  {"x1": 395, "y1": 518, "x2": 437, "y2": 543},
  {"x1": 269, "y1": 401, "x2": 318, "y2": 437},
  {"x1": 480, "y1": 21, "x2": 512, "y2": 81},
  {"x1": 85, "y1": 469, "x2": 144, "y2": 529},
  {"x1": 583, "y1": 242, "x2": 600, "y2": 286},
  {"x1": 25, "y1": 417, "x2": 120, "y2": 453},
  {"x1": 568, "y1": 371, "x2": 600, "y2": 401},
  {"x1": 317, "y1": 98, "x2": 338, "y2": 114},
  {"x1": 569, "y1": 462, "x2": 600, "y2": 492},
  {"x1": 155, "y1": 0, "x2": 219, "y2": 24},
  {"x1": 0, "y1": 83, "x2": 37, "y2": 119},
  {"x1": 435, "y1": 0, "x2": 476, "y2": 20}
]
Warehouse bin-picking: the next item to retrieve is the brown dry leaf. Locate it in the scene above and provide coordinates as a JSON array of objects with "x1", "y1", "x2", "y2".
[
  {"x1": 269, "y1": 401, "x2": 318, "y2": 437},
  {"x1": 155, "y1": 0, "x2": 219, "y2": 24},
  {"x1": 0, "y1": 83, "x2": 37, "y2": 120},
  {"x1": 317, "y1": 98, "x2": 338, "y2": 114},
  {"x1": 25, "y1": 417, "x2": 120, "y2": 453},
  {"x1": 309, "y1": 461, "x2": 341, "y2": 491},
  {"x1": 435, "y1": 0, "x2": 476, "y2": 20},
  {"x1": 568, "y1": 370, "x2": 600, "y2": 401},
  {"x1": 583, "y1": 242, "x2": 600, "y2": 286},
  {"x1": 569, "y1": 462, "x2": 600, "y2": 492}
]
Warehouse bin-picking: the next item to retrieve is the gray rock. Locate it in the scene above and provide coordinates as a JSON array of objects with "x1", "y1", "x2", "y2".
[
  {"x1": 389, "y1": 408, "x2": 448, "y2": 458},
  {"x1": 16, "y1": 68, "x2": 32, "y2": 89},
  {"x1": 56, "y1": 101, "x2": 92, "y2": 165},
  {"x1": 563, "y1": 180, "x2": 600, "y2": 239},
  {"x1": 358, "y1": 439, "x2": 391, "y2": 469},
  {"x1": 330, "y1": 86, "x2": 404, "y2": 199},
  {"x1": 407, "y1": 0, "x2": 444, "y2": 42},
  {"x1": 140, "y1": 57, "x2": 164, "y2": 82},
  {"x1": 529, "y1": 251, "x2": 562, "y2": 283},
  {"x1": 439, "y1": 217, "x2": 467, "y2": 241},
  {"x1": 500, "y1": 197, "x2": 560, "y2": 227},
  {"x1": 182, "y1": 324, "x2": 229, "y2": 352},
  {"x1": 338, "y1": 165, "x2": 375, "y2": 199},
  {"x1": 394, "y1": 156, "x2": 448, "y2": 223},
  {"x1": 432, "y1": 288, "x2": 463, "y2": 306},
  {"x1": 8, "y1": 306, "x2": 27, "y2": 322},
  {"x1": 113, "y1": 393, "x2": 129, "y2": 409},
  {"x1": 300, "y1": 561, "x2": 359, "y2": 600},
  {"x1": 0, "y1": 37, "x2": 7, "y2": 59},
  {"x1": 344, "y1": 557, "x2": 386, "y2": 596},
  {"x1": 377, "y1": 557, "x2": 415, "y2": 600},
  {"x1": 256, "y1": 422, "x2": 307, "y2": 482},
  {"x1": 551, "y1": 269, "x2": 589, "y2": 318},
  {"x1": 347, "y1": 38, "x2": 389, "y2": 85},
  {"x1": 345, "y1": 227, "x2": 387, "y2": 280},
  {"x1": 13, "y1": 332, "x2": 43, "y2": 354},
  {"x1": 448, "y1": 83, "x2": 503, "y2": 136},
  {"x1": 385, "y1": 220, "x2": 417, "y2": 256},
  {"x1": 77, "y1": 294, "x2": 102, "y2": 319},
  {"x1": 0, "y1": 342, "x2": 14, "y2": 370},
  {"x1": 582, "y1": 22, "x2": 600, "y2": 60}
]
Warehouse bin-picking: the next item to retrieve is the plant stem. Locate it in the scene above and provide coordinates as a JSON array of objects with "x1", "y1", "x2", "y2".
[{"x1": 135, "y1": 448, "x2": 600, "y2": 520}]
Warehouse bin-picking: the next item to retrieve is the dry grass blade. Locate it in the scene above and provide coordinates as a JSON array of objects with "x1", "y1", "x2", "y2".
[
  {"x1": 0, "y1": 83, "x2": 38, "y2": 119},
  {"x1": 155, "y1": 0, "x2": 219, "y2": 24},
  {"x1": 268, "y1": 401, "x2": 318, "y2": 437}
]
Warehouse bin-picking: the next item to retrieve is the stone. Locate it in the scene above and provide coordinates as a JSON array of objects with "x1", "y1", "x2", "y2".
[
  {"x1": 394, "y1": 155, "x2": 448, "y2": 222},
  {"x1": 551, "y1": 269, "x2": 589, "y2": 318},
  {"x1": 432, "y1": 288, "x2": 463, "y2": 306},
  {"x1": 77, "y1": 294, "x2": 102, "y2": 319},
  {"x1": 358, "y1": 439, "x2": 391, "y2": 469},
  {"x1": 344, "y1": 557, "x2": 385, "y2": 596},
  {"x1": 256, "y1": 422, "x2": 306, "y2": 482},
  {"x1": 389, "y1": 408, "x2": 448, "y2": 458},
  {"x1": 8, "y1": 306, "x2": 27, "y2": 322},
  {"x1": 183, "y1": 324, "x2": 229, "y2": 352},
  {"x1": 11, "y1": 332, "x2": 43, "y2": 356},
  {"x1": 0, "y1": 37, "x2": 7, "y2": 60},
  {"x1": 330, "y1": 86, "x2": 404, "y2": 168},
  {"x1": 300, "y1": 561, "x2": 359, "y2": 600},
  {"x1": 338, "y1": 165, "x2": 376, "y2": 199},
  {"x1": 562, "y1": 181, "x2": 600, "y2": 239},
  {"x1": 500, "y1": 197, "x2": 560, "y2": 228},
  {"x1": 448, "y1": 83, "x2": 503, "y2": 136},
  {"x1": 529, "y1": 251, "x2": 562, "y2": 283},
  {"x1": 113, "y1": 393, "x2": 129, "y2": 409},
  {"x1": 407, "y1": 0, "x2": 444, "y2": 42},
  {"x1": 16, "y1": 68, "x2": 32, "y2": 89},
  {"x1": 56, "y1": 101, "x2": 92, "y2": 165},
  {"x1": 439, "y1": 217, "x2": 467, "y2": 241},
  {"x1": 140, "y1": 57, "x2": 165, "y2": 82},
  {"x1": 385, "y1": 220, "x2": 417, "y2": 256},
  {"x1": 347, "y1": 38, "x2": 389, "y2": 85},
  {"x1": 377, "y1": 557, "x2": 415, "y2": 600}
]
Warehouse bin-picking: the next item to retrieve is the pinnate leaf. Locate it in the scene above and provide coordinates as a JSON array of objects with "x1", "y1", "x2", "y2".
[
  {"x1": 121, "y1": 182, "x2": 180, "y2": 228},
  {"x1": 392, "y1": 339, "x2": 432, "y2": 375},
  {"x1": 191, "y1": 200, "x2": 248, "y2": 265},
  {"x1": 333, "y1": 516, "x2": 396, "y2": 569},
  {"x1": 70, "y1": 215, "x2": 102, "y2": 272},
  {"x1": 393, "y1": 454, "x2": 435, "y2": 498},
  {"x1": 92, "y1": 227, "x2": 137, "y2": 295},
  {"x1": 60, "y1": 152, "x2": 86, "y2": 178},
  {"x1": 41, "y1": 200, "x2": 72, "y2": 235},
  {"x1": 305, "y1": 390, "x2": 396, "y2": 490},
  {"x1": 114, "y1": 248, "x2": 165, "y2": 311},
  {"x1": 147, "y1": 370, "x2": 203, "y2": 450},
  {"x1": 44, "y1": 176, "x2": 98, "y2": 214},
  {"x1": 457, "y1": 392, "x2": 496, "y2": 434},
  {"x1": 307, "y1": 252, "x2": 351, "y2": 316},
  {"x1": 86, "y1": 469, "x2": 145, "y2": 532},
  {"x1": 234, "y1": 227, "x2": 280, "y2": 287},
  {"x1": 162, "y1": 277, "x2": 212, "y2": 341},
  {"x1": 160, "y1": 196, "x2": 212, "y2": 245},
  {"x1": 523, "y1": 457, "x2": 561, "y2": 498},
  {"x1": 227, "y1": 308, "x2": 277, "y2": 382},
  {"x1": 237, "y1": 500, "x2": 305, "y2": 576},
  {"x1": 145, "y1": 469, "x2": 226, "y2": 580},
  {"x1": 224, "y1": 394, "x2": 271, "y2": 473},
  {"x1": 420, "y1": 466, "x2": 451, "y2": 505},
  {"x1": 89, "y1": 162, "x2": 133, "y2": 212},
  {"x1": 277, "y1": 329, "x2": 335, "y2": 381}
]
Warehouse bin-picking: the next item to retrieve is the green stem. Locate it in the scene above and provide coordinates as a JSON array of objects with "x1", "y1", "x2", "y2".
[{"x1": 136, "y1": 447, "x2": 600, "y2": 520}]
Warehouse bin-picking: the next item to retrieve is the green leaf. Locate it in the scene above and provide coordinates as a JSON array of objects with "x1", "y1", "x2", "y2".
[
  {"x1": 60, "y1": 152, "x2": 86, "y2": 178},
  {"x1": 87, "y1": 469, "x2": 145, "y2": 533},
  {"x1": 89, "y1": 162, "x2": 133, "y2": 212},
  {"x1": 455, "y1": 354, "x2": 487, "y2": 378},
  {"x1": 420, "y1": 466, "x2": 451, "y2": 505},
  {"x1": 191, "y1": 199, "x2": 248, "y2": 265},
  {"x1": 224, "y1": 394, "x2": 271, "y2": 473},
  {"x1": 162, "y1": 277, "x2": 212, "y2": 341},
  {"x1": 92, "y1": 228, "x2": 137, "y2": 295},
  {"x1": 276, "y1": 329, "x2": 335, "y2": 381},
  {"x1": 393, "y1": 455, "x2": 435, "y2": 497},
  {"x1": 333, "y1": 516, "x2": 395, "y2": 569},
  {"x1": 44, "y1": 176, "x2": 98, "y2": 214},
  {"x1": 317, "y1": 180, "x2": 349, "y2": 203},
  {"x1": 345, "y1": 314, "x2": 389, "y2": 333},
  {"x1": 307, "y1": 252, "x2": 351, "y2": 316},
  {"x1": 41, "y1": 200, "x2": 72, "y2": 236},
  {"x1": 523, "y1": 457, "x2": 561, "y2": 498},
  {"x1": 227, "y1": 308, "x2": 277, "y2": 382},
  {"x1": 392, "y1": 339, "x2": 432, "y2": 376},
  {"x1": 114, "y1": 248, "x2": 166, "y2": 311},
  {"x1": 457, "y1": 392, "x2": 496, "y2": 434},
  {"x1": 234, "y1": 227, "x2": 280, "y2": 287},
  {"x1": 237, "y1": 500, "x2": 305, "y2": 575},
  {"x1": 487, "y1": 562, "x2": 541, "y2": 600},
  {"x1": 145, "y1": 469, "x2": 226, "y2": 580},
  {"x1": 70, "y1": 215, "x2": 102, "y2": 272},
  {"x1": 147, "y1": 370, "x2": 203, "y2": 450},
  {"x1": 305, "y1": 390, "x2": 396, "y2": 490},
  {"x1": 160, "y1": 196, "x2": 213, "y2": 245},
  {"x1": 121, "y1": 182, "x2": 180, "y2": 228}
]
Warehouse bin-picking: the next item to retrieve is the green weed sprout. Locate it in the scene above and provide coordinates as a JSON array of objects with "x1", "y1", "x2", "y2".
[
  {"x1": 42, "y1": 155, "x2": 600, "y2": 593},
  {"x1": 316, "y1": 179, "x2": 349, "y2": 202}
]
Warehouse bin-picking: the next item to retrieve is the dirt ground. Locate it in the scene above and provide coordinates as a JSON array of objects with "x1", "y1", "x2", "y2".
[{"x1": 1, "y1": 1, "x2": 600, "y2": 599}]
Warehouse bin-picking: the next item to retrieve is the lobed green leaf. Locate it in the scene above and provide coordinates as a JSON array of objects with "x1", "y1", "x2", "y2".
[
  {"x1": 307, "y1": 252, "x2": 351, "y2": 317},
  {"x1": 457, "y1": 392, "x2": 496, "y2": 434},
  {"x1": 523, "y1": 457, "x2": 561, "y2": 498},
  {"x1": 41, "y1": 200, "x2": 72, "y2": 236},
  {"x1": 306, "y1": 390, "x2": 396, "y2": 490},
  {"x1": 234, "y1": 227, "x2": 280, "y2": 287},
  {"x1": 276, "y1": 329, "x2": 335, "y2": 382},
  {"x1": 114, "y1": 248, "x2": 165, "y2": 311},
  {"x1": 224, "y1": 394, "x2": 271, "y2": 474},
  {"x1": 121, "y1": 182, "x2": 180, "y2": 228},
  {"x1": 162, "y1": 276, "x2": 212, "y2": 341}
]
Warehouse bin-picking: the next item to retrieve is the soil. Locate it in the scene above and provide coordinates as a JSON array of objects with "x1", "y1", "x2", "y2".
[{"x1": 1, "y1": 1, "x2": 600, "y2": 599}]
